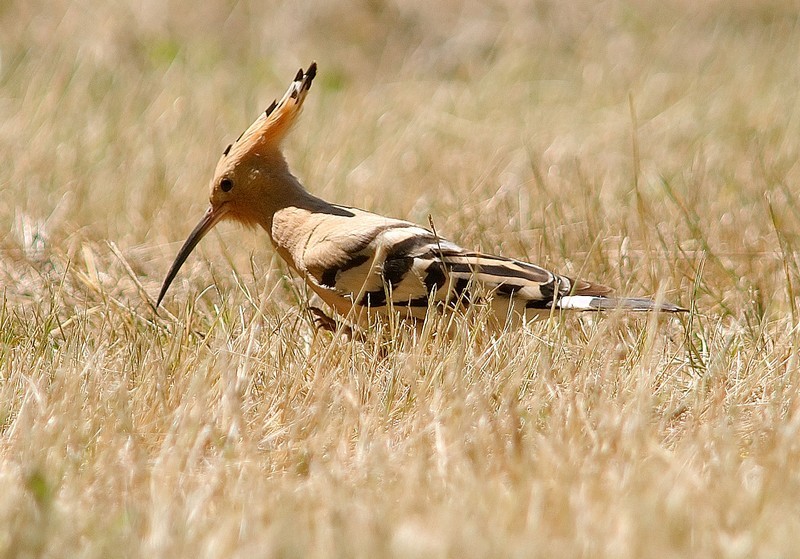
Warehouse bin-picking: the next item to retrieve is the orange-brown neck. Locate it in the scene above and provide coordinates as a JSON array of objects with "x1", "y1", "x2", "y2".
[{"x1": 226, "y1": 156, "x2": 334, "y2": 271}]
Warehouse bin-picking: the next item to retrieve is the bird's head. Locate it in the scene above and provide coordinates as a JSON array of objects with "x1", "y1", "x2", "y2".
[{"x1": 156, "y1": 63, "x2": 317, "y2": 308}]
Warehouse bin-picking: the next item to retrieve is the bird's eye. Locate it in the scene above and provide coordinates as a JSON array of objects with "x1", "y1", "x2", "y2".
[{"x1": 220, "y1": 178, "x2": 234, "y2": 192}]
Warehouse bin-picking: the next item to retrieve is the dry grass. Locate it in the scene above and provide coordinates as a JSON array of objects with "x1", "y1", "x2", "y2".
[{"x1": 2, "y1": 0, "x2": 800, "y2": 557}]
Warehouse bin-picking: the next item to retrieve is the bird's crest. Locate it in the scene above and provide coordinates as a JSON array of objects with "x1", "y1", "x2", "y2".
[{"x1": 225, "y1": 62, "x2": 317, "y2": 157}]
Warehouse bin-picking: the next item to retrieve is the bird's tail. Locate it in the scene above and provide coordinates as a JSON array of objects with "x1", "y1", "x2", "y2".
[{"x1": 555, "y1": 295, "x2": 686, "y2": 313}]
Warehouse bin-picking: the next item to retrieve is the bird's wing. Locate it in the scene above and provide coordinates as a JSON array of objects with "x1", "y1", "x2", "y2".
[{"x1": 299, "y1": 219, "x2": 615, "y2": 320}]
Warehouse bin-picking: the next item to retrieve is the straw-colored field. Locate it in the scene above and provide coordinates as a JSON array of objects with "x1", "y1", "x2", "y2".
[{"x1": 3, "y1": 1, "x2": 800, "y2": 557}]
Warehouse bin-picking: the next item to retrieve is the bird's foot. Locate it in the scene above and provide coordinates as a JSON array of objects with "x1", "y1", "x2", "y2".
[
  {"x1": 308, "y1": 306, "x2": 361, "y2": 341},
  {"x1": 309, "y1": 306, "x2": 338, "y2": 332}
]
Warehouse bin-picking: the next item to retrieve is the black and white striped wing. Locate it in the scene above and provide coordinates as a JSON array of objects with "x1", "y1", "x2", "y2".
[{"x1": 305, "y1": 223, "x2": 585, "y2": 320}]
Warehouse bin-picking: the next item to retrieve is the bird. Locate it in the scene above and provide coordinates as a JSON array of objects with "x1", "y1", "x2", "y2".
[{"x1": 156, "y1": 62, "x2": 685, "y2": 327}]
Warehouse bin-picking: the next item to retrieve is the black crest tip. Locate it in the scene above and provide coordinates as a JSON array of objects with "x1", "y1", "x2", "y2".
[{"x1": 305, "y1": 62, "x2": 317, "y2": 87}]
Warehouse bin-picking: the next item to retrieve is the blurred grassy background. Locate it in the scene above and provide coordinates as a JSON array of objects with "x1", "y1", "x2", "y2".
[{"x1": 2, "y1": 1, "x2": 800, "y2": 557}]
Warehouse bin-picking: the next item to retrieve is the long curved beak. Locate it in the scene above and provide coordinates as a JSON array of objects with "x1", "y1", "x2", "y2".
[{"x1": 156, "y1": 204, "x2": 229, "y2": 307}]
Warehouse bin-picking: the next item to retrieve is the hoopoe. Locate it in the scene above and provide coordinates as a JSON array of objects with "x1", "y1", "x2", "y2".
[{"x1": 157, "y1": 63, "x2": 685, "y2": 326}]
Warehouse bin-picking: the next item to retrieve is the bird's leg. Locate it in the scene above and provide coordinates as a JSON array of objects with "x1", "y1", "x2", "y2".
[
  {"x1": 308, "y1": 306, "x2": 363, "y2": 341},
  {"x1": 309, "y1": 306, "x2": 338, "y2": 332}
]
